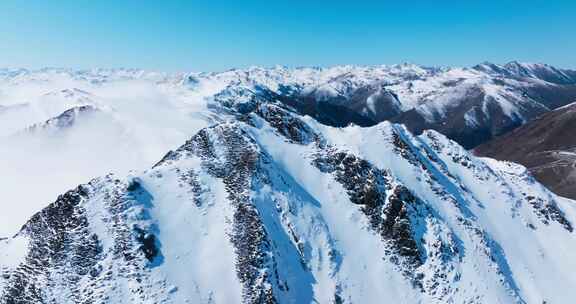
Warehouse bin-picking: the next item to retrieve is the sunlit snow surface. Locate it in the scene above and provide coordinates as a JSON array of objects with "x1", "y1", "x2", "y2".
[
  {"x1": 1, "y1": 110, "x2": 574, "y2": 303},
  {"x1": 0, "y1": 71, "x2": 215, "y2": 235},
  {"x1": 0, "y1": 66, "x2": 424, "y2": 235},
  {"x1": 0, "y1": 65, "x2": 575, "y2": 303}
]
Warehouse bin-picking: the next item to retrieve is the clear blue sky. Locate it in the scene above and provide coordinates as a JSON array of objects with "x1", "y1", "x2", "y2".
[{"x1": 0, "y1": 1, "x2": 574, "y2": 71}]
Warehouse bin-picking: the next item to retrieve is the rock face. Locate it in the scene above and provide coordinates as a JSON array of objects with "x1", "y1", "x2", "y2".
[
  {"x1": 1, "y1": 98, "x2": 575, "y2": 304},
  {"x1": 23, "y1": 105, "x2": 100, "y2": 133},
  {"x1": 383, "y1": 63, "x2": 576, "y2": 148},
  {"x1": 2, "y1": 62, "x2": 576, "y2": 149},
  {"x1": 237, "y1": 62, "x2": 576, "y2": 149},
  {"x1": 475, "y1": 102, "x2": 576, "y2": 200}
]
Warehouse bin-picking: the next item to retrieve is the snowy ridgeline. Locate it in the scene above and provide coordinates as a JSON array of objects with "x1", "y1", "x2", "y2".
[
  {"x1": 1, "y1": 97, "x2": 575, "y2": 303},
  {"x1": 1, "y1": 62, "x2": 576, "y2": 237}
]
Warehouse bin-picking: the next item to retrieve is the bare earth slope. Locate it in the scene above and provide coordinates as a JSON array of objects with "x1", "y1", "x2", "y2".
[{"x1": 475, "y1": 102, "x2": 576, "y2": 199}]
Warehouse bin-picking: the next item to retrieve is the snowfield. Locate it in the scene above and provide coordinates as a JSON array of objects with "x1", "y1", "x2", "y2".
[{"x1": 1, "y1": 64, "x2": 576, "y2": 303}]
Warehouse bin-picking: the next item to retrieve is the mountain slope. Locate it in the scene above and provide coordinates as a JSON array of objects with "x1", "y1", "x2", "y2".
[
  {"x1": 1, "y1": 62, "x2": 576, "y2": 236},
  {"x1": 182, "y1": 62, "x2": 576, "y2": 148},
  {"x1": 385, "y1": 63, "x2": 576, "y2": 148},
  {"x1": 0, "y1": 80, "x2": 212, "y2": 236},
  {"x1": 1, "y1": 101, "x2": 575, "y2": 304},
  {"x1": 475, "y1": 102, "x2": 576, "y2": 199}
]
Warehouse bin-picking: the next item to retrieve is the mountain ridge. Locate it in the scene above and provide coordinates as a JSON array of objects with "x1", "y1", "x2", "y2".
[
  {"x1": 2, "y1": 61, "x2": 576, "y2": 236},
  {"x1": 1, "y1": 97, "x2": 575, "y2": 303},
  {"x1": 475, "y1": 101, "x2": 576, "y2": 199},
  {"x1": 1, "y1": 61, "x2": 576, "y2": 303}
]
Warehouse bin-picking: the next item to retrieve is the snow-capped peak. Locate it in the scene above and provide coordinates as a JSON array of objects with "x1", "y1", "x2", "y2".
[{"x1": 1, "y1": 97, "x2": 575, "y2": 303}]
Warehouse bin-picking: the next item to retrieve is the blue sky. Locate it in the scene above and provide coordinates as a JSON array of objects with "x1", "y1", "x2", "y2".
[{"x1": 0, "y1": 1, "x2": 574, "y2": 71}]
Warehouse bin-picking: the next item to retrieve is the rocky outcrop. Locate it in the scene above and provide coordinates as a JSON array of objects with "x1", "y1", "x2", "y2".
[{"x1": 1, "y1": 66, "x2": 576, "y2": 303}]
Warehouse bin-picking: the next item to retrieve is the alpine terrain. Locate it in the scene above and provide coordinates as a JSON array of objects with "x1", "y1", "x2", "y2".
[
  {"x1": 0, "y1": 63, "x2": 575, "y2": 303},
  {"x1": 476, "y1": 102, "x2": 576, "y2": 200}
]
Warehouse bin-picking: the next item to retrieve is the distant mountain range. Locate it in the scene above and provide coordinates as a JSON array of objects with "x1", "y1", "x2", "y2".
[
  {"x1": 182, "y1": 61, "x2": 576, "y2": 149},
  {"x1": 1, "y1": 62, "x2": 575, "y2": 303}
]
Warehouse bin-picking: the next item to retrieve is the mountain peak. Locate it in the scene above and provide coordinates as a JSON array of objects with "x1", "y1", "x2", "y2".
[
  {"x1": 2, "y1": 62, "x2": 576, "y2": 303},
  {"x1": 23, "y1": 105, "x2": 100, "y2": 133},
  {"x1": 2, "y1": 98, "x2": 576, "y2": 303}
]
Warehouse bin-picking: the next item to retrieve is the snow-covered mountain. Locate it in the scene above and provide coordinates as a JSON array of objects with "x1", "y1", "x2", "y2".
[
  {"x1": 0, "y1": 74, "x2": 212, "y2": 235},
  {"x1": 1, "y1": 62, "x2": 575, "y2": 236},
  {"x1": 476, "y1": 101, "x2": 576, "y2": 200},
  {"x1": 180, "y1": 61, "x2": 576, "y2": 148},
  {"x1": 0, "y1": 63, "x2": 575, "y2": 303},
  {"x1": 1, "y1": 79, "x2": 576, "y2": 303},
  {"x1": 2, "y1": 62, "x2": 575, "y2": 144}
]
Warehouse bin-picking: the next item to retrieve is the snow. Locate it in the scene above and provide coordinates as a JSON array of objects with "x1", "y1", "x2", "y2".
[
  {"x1": 1, "y1": 64, "x2": 576, "y2": 303},
  {"x1": 1, "y1": 63, "x2": 573, "y2": 237},
  {"x1": 556, "y1": 100, "x2": 576, "y2": 111},
  {"x1": 0, "y1": 236, "x2": 28, "y2": 270},
  {"x1": 262, "y1": 119, "x2": 576, "y2": 303},
  {"x1": 0, "y1": 236, "x2": 28, "y2": 291},
  {"x1": 0, "y1": 75, "x2": 215, "y2": 236},
  {"x1": 249, "y1": 121, "x2": 420, "y2": 303},
  {"x1": 139, "y1": 160, "x2": 244, "y2": 303}
]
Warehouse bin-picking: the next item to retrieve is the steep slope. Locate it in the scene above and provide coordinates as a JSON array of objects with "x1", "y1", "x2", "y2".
[
  {"x1": 1, "y1": 101, "x2": 575, "y2": 304},
  {"x1": 0, "y1": 88, "x2": 97, "y2": 136},
  {"x1": 386, "y1": 63, "x2": 576, "y2": 148},
  {"x1": 475, "y1": 102, "x2": 576, "y2": 199},
  {"x1": 184, "y1": 62, "x2": 576, "y2": 148},
  {"x1": 1, "y1": 62, "x2": 576, "y2": 236},
  {"x1": 0, "y1": 81, "x2": 212, "y2": 236}
]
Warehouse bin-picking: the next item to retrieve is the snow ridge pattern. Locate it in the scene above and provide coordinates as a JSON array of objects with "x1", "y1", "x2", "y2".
[{"x1": 1, "y1": 93, "x2": 575, "y2": 303}]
